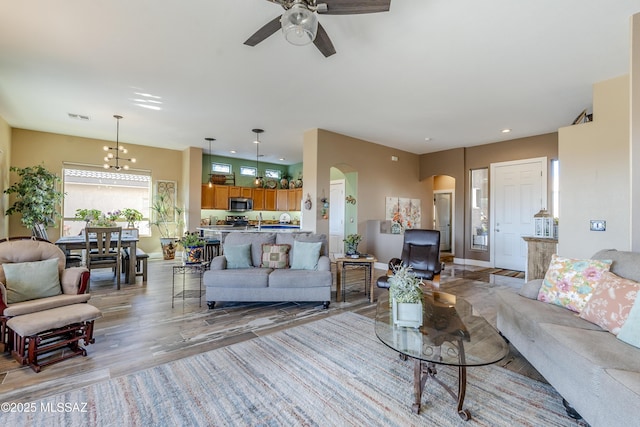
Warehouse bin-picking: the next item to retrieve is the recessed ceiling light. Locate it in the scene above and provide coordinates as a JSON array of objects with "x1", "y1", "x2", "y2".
[
  {"x1": 501, "y1": 128, "x2": 511, "y2": 133},
  {"x1": 230, "y1": 150, "x2": 237, "y2": 154},
  {"x1": 279, "y1": 157, "x2": 285, "y2": 161},
  {"x1": 424, "y1": 137, "x2": 431, "y2": 142}
]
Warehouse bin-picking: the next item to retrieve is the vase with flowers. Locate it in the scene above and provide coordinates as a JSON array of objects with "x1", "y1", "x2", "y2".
[
  {"x1": 343, "y1": 233, "x2": 362, "y2": 256},
  {"x1": 121, "y1": 208, "x2": 143, "y2": 228}
]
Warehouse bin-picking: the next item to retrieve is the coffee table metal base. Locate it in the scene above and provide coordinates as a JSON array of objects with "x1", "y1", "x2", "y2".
[{"x1": 406, "y1": 334, "x2": 471, "y2": 421}]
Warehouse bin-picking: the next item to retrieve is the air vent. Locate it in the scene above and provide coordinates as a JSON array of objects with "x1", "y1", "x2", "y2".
[{"x1": 68, "y1": 113, "x2": 90, "y2": 121}]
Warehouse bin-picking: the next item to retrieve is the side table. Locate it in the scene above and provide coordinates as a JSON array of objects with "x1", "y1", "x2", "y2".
[
  {"x1": 335, "y1": 256, "x2": 377, "y2": 303},
  {"x1": 172, "y1": 261, "x2": 210, "y2": 308}
]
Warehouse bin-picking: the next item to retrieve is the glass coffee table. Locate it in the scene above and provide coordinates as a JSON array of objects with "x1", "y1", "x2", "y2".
[{"x1": 375, "y1": 291, "x2": 508, "y2": 421}]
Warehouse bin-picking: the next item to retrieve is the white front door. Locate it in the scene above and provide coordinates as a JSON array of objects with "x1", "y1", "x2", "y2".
[
  {"x1": 491, "y1": 158, "x2": 547, "y2": 271},
  {"x1": 329, "y1": 180, "x2": 345, "y2": 255},
  {"x1": 434, "y1": 192, "x2": 452, "y2": 252}
]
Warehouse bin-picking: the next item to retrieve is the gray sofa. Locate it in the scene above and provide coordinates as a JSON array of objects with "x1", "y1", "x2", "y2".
[
  {"x1": 496, "y1": 249, "x2": 640, "y2": 427},
  {"x1": 203, "y1": 232, "x2": 332, "y2": 309}
]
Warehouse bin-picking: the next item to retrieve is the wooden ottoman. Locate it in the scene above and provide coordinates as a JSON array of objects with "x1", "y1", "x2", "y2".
[{"x1": 7, "y1": 303, "x2": 102, "y2": 372}]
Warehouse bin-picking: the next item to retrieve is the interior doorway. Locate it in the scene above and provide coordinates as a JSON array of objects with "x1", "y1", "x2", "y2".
[
  {"x1": 329, "y1": 179, "x2": 345, "y2": 255},
  {"x1": 434, "y1": 192, "x2": 452, "y2": 252}
]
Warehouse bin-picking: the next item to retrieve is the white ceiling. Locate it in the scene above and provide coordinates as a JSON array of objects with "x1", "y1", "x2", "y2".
[{"x1": 1, "y1": 0, "x2": 639, "y2": 165}]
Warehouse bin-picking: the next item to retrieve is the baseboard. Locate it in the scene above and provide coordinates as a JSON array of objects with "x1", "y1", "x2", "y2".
[{"x1": 454, "y1": 257, "x2": 492, "y2": 268}]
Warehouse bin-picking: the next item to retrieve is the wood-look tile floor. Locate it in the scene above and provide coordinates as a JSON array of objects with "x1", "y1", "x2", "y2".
[{"x1": 0, "y1": 260, "x2": 544, "y2": 403}]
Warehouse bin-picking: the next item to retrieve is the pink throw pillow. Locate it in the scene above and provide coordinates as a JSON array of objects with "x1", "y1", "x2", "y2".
[{"x1": 580, "y1": 271, "x2": 640, "y2": 334}]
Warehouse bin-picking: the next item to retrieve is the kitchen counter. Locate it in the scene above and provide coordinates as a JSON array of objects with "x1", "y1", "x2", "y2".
[{"x1": 197, "y1": 225, "x2": 302, "y2": 236}]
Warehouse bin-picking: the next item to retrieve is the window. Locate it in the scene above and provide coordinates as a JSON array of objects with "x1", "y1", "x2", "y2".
[
  {"x1": 212, "y1": 163, "x2": 231, "y2": 174},
  {"x1": 470, "y1": 168, "x2": 488, "y2": 251},
  {"x1": 265, "y1": 169, "x2": 280, "y2": 179},
  {"x1": 240, "y1": 166, "x2": 257, "y2": 176},
  {"x1": 62, "y1": 167, "x2": 152, "y2": 236}
]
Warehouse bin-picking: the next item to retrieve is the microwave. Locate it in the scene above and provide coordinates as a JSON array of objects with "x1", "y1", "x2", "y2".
[{"x1": 229, "y1": 197, "x2": 253, "y2": 212}]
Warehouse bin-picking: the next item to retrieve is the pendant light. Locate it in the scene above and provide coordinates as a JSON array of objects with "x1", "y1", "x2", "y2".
[
  {"x1": 252, "y1": 129, "x2": 264, "y2": 186},
  {"x1": 103, "y1": 115, "x2": 136, "y2": 170},
  {"x1": 205, "y1": 137, "x2": 215, "y2": 187}
]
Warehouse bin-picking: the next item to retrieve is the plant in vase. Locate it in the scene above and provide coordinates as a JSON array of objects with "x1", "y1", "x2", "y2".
[
  {"x1": 150, "y1": 194, "x2": 184, "y2": 260},
  {"x1": 75, "y1": 208, "x2": 102, "y2": 224},
  {"x1": 4, "y1": 164, "x2": 64, "y2": 232},
  {"x1": 121, "y1": 208, "x2": 143, "y2": 228},
  {"x1": 343, "y1": 233, "x2": 362, "y2": 256},
  {"x1": 389, "y1": 263, "x2": 424, "y2": 328},
  {"x1": 179, "y1": 231, "x2": 206, "y2": 264}
]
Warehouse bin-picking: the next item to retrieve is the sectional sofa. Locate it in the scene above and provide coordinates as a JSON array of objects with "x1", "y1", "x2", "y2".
[{"x1": 496, "y1": 249, "x2": 640, "y2": 427}]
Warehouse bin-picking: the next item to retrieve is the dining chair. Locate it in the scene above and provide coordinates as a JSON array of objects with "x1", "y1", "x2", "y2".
[
  {"x1": 85, "y1": 226, "x2": 122, "y2": 290},
  {"x1": 32, "y1": 223, "x2": 83, "y2": 267}
]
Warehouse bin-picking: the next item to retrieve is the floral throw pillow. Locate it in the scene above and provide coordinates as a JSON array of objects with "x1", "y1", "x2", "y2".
[
  {"x1": 579, "y1": 271, "x2": 640, "y2": 334},
  {"x1": 537, "y1": 255, "x2": 612, "y2": 313},
  {"x1": 261, "y1": 244, "x2": 291, "y2": 269}
]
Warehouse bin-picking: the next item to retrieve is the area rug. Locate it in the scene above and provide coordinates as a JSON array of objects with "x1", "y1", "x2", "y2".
[{"x1": 6, "y1": 312, "x2": 577, "y2": 427}]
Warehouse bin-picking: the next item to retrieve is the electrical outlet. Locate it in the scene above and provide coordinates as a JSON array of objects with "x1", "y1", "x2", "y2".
[{"x1": 590, "y1": 220, "x2": 606, "y2": 231}]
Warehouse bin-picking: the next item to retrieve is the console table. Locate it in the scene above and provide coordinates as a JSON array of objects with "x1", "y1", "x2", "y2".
[{"x1": 522, "y1": 236, "x2": 558, "y2": 281}]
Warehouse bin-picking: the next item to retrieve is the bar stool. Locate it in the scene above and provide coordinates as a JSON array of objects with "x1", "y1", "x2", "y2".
[{"x1": 204, "y1": 240, "x2": 221, "y2": 261}]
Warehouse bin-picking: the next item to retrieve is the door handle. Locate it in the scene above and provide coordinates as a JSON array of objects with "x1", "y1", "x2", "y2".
[{"x1": 496, "y1": 229, "x2": 500, "y2": 232}]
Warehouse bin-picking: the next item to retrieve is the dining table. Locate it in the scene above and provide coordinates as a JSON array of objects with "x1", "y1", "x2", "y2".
[{"x1": 55, "y1": 235, "x2": 140, "y2": 285}]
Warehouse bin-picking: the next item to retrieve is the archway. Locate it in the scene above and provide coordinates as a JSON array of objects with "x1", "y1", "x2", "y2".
[{"x1": 329, "y1": 164, "x2": 358, "y2": 255}]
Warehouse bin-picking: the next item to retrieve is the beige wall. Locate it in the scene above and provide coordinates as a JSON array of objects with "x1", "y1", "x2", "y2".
[
  {"x1": 0, "y1": 116, "x2": 10, "y2": 240},
  {"x1": 419, "y1": 134, "x2": 558, "y2": 263},
  {"x1": 631, "y1": 13, "x2": 640, "y2": 250},
  {"x1": 558, "y1": 75, "x2": 631, "y2": 257},
  {"x1": 8, "y1": 128, "x2": 184, "y2": 253},
  {"x1": 308, "y1": 129, "x2": 430, "y2": 263}
]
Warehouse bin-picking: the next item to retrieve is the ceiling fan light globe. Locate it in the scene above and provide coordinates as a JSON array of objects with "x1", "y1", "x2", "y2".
[{"x1": 281, "y1": 4, "x2": 318, "y2": 46}]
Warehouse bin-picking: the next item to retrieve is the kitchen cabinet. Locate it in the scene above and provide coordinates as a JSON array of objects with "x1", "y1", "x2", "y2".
[
  {"x1": 201, "y1": 185, "x2": 215, "y2": 209},
  {"x1": 287, "y1": 189, "x2": 297, "y2": 211},
  {"x1": 241, "y1": 187, "x2": 252, "y2": 198},
  {"x1": 253, "y1": 188, "x2": 265, "y2": 210},
  {"x1": 265, "y1": 189, "x2": 276, "y2": 211},
  {"x1": 293, "y1": 188, "x2": 302, "y2": 211},
  {"x1": 229, "y1": 186, "x2": 241, "y2": 198},
  {"x1": 214, "y1": 185, "x2": 229, "y2": 210},
  {"x1": 276, "y1": 189, "x2": 289, "y2": 211}
]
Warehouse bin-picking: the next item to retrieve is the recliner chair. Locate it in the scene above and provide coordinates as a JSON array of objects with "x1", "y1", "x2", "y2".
[{"x1": 377, "y1": 229, "x2": 442, "y2": 289}]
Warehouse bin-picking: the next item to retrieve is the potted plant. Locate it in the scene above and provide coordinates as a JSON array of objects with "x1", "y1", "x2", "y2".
[
  {"x1": 343, "y1": 233, "x2": 362, "y2": 256},
  {"x1": 179, "y1": 231, "x2": 206, "y2": 264},
  {"x1": 150, "y1": 194, "x2": 184, "y2": 260},
  {"x1": 75, "y1": 208, "x2": 102, "y2": 224},
  {"x1": 121, "y1": 208, "x2": 143, "y2": 228},
  {"x1": 3, "y1": 165, "x2": 64, "y2": 232},
  {"x1": 389, "y1": 263, "x2": 424, "y2": 328}
]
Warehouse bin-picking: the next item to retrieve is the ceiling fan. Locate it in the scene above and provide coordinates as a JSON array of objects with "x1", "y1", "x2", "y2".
[{"x1": 244, "y1": 0, "x2": 391, "y2": 57}]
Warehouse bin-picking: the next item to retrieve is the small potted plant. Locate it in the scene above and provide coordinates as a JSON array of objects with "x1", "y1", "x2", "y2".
[
  {"x1": 343, "y1": 233, "x2": 362, "y2": 256},
  {"x1": 121, "y1": 208, "x2": 143, "y2": 228},
  {"x1": 389, "y1": 263, "x2": 424, "y2": 328},
  {"x1": 179, "y1": 231, "x2": 206, "y2": 264},
  {"x1": 75, "y1": 208, "x2": 102, "y2": 224}
]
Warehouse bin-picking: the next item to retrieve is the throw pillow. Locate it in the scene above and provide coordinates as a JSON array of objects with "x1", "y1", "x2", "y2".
[
  {"x1": 3, "y1": 258, "x2": 62, "y2": 304},
  {"x1": 224, "y1": 243, "x2": 252, "y2": 269},
  {"x1": 261, "y1": 244, "x2": 291, "y2": 269},
  {"x1": 579, "y1": 271, "x2": 640, "y2": 334},
  {"x1": 537, "y1": 255, "x2": 612, "y2": 313},
  {"x1": 618, "y1": 296, "x2": 640, "y2": 348},
  {"x1": 290, "y1": 241, "x2": 322, "y2": 270}
]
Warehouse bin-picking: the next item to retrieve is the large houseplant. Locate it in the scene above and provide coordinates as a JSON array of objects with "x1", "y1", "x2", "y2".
[
  {"x1": 3, "y1": 165, "x2": 64, "y2": 231},
  {"x1": 389, "y1": 263, "x2": 424, "y2": 328},
  {"x1": 150, "y1": 194, "x2": 184, "y2": 260}
]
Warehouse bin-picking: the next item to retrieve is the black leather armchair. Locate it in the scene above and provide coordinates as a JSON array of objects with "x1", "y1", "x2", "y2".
[{"x1": 377, "y1": 229, "x2": 442, "y2": 289}]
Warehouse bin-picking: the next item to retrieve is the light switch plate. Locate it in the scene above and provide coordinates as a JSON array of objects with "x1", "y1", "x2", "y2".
[{"x1": 590, "y1": 220, "x2": 606, "y2": 231}]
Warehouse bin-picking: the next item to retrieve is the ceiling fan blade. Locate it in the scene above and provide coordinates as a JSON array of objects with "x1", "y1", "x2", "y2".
[
  {"x1": 244, "y1": 15, "x2": 283, "y2": 47},
  {"x1": 318, "y1": 0, "x2": 391, "y2": 15},
  {"x1": 313, "y1": 22, "x2": 336, "y2": 57}
]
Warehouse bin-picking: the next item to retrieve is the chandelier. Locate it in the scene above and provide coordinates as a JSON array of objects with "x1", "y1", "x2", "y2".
[
  {"x1": 253, "y1": 128, "x2": 264, "y2": 186},
  {"x1": 205, "y1": 137, "x2": 215, "y2": 188},
  {"x1": 103, "y1": 115, "x2": 136, "y2": 170}
]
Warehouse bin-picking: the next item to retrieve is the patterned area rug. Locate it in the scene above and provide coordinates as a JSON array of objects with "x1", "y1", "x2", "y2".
[{"x1": 6, "y1": 313, "x2": 578, "y2": 426}]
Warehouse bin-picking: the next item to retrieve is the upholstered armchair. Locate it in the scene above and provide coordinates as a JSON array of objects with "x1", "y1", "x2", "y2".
[
  {"x1": 0, "y1": 238, "x2": 90, "y2": 344},
  {"x1": 376, "y1": 229, "x2": 442, "y2": 289}
]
